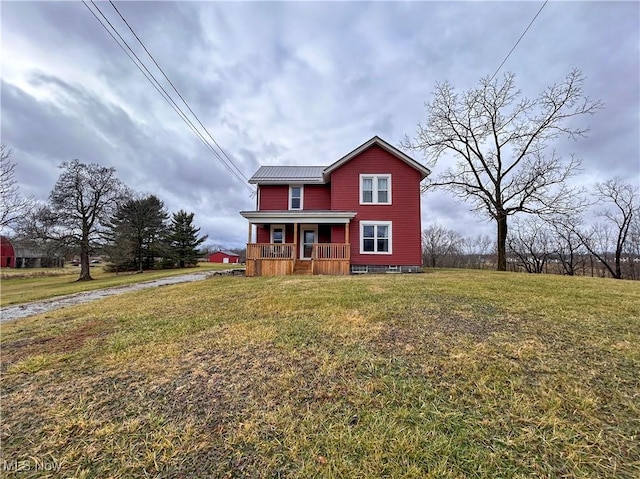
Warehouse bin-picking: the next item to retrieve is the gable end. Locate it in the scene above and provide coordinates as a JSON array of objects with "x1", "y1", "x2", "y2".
[{"x1": 322, "y1": 136, "x2": 430, "y2": 181}]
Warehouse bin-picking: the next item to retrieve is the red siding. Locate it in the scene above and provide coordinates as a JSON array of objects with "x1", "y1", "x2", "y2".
[
  {"x1": 257, "y1": 226, "x2": 270, "y2": 243},
  {"x1": 330, "y1": 145, "x2": 423, "y2": 266},
  {"x1": 303, "y1": 185, "x2": 331, "y2": 210},
  {"x1": 1, "y1": 237, "x2": 15, "y2": 268},
  {"x1": 209, "y1": 252, "x2": 239, "y2": 263},
  {"x1": 331, "y1": 225, "x2": 346, "y2": 243},
  {"x1": 259, "y1": 185, "x2": 288, "y2": 210},
  {"x1": 256, "y1": 224, "x2": 294, "y2": 243},
  {"x1": 259, "y1": 185, "x2": 330, "y2": 211}
]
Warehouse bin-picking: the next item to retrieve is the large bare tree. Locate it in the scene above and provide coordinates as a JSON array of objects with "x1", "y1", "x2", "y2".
[
  {"x1": 48, "y1": 160, "x2": 127, "y2": 281},
  {"x1": 403, "y1": 69, "x2": 602, "y2": 270},
  {"x1": 0, "y1": 144, "x2": 33, "y2": 233}
]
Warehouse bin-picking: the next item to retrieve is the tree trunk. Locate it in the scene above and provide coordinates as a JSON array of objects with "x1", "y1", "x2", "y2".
[
  {"x1": 496, "y1": 212, "x2": 508, "y2": 271},
  {"x1": 614, "y1": 247, "x2": 622, "y2": 279},
  {"x1": 78, "y1": 232, "x2": 93, "y2": 281}
]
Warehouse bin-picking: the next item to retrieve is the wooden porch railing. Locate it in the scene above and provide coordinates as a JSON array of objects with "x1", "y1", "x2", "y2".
[
  {"x1": 246, "y1": 243, "x2": 295, "y2": 260},
  {"x1": 246, "y1": 243, "x2": 350, "y2": 260},
  {"x1": 312, "y1": 243, "x2": 350, "y2": 260}
]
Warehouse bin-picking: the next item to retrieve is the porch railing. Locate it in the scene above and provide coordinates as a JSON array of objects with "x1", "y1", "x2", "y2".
[
  {"x1": 312, "y1": 243, "x2": 350, "y2": 260},
  {"x1": 246, "y1": 243, "x2": 350, "y2": 261},
  {"x1": 246, "y1": 243, "x2": 295, "y2": 260}
]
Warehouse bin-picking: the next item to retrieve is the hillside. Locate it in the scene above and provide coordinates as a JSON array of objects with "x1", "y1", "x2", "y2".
[{"x1": 1, "y1": 271, "x2": 639, "y2": 478}]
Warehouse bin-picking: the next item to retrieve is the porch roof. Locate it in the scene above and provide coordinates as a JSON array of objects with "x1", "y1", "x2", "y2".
[
  {"x1": 248, "y1": 166, "x2": 325, "y2": 185},
  {"x1": 240, "y1": 210, "x2": 356, "y2": 224}
]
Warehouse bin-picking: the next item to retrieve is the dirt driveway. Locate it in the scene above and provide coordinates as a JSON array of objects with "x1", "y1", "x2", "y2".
[{"x1": 1, "y1": 270, "x2": 242, "y2": 323}]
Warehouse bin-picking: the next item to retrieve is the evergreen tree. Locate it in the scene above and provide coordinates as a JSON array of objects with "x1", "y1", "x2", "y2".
[
  {"x1": 168, "y1": 210, "x2": 208, "y2": 268},
  {"x1": 108, "y1": 195, "x2": 169, "y2": 271}
]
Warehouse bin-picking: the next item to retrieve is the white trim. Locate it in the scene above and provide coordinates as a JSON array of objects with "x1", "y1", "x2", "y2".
[
  {"x1": 270, "y1": 224, "x2": 285, "y2": 244},
  {"x1": 299, "y1": 225, "x2": 318, "y2": 259},
  {"x1": 359, "y1": 174, "x2": 392, "y2": 205},
  {"x1": 289, "y1": 185, "x2": 303, "y2": 210},
  {"x1": 360, "y1": 221, "x2": 392, "y2": 255},
  {"x1": 323, "y1": 136, "x2": 431, "y2": 180},
  {"x1": 240, "y1": 210, "x2": 356, "y2": 224}
]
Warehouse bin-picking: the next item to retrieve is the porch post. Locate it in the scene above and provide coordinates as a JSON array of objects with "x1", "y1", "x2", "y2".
[
  {"x1": 345, "y1": 222, "x2": 350, "y2": 244},
  {"x1": 247, "y1": 222, "x2": 252, "y2": 244},
  {"x1": 293, "y1": 222, "x2": 298, "y2": 259}
]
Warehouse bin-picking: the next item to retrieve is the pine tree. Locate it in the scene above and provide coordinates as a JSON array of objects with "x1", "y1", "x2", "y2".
[
  {"x1": 108, "y1": 195, "x2": 169, "y2": 271},
  {"x1": 168, "y1": 210, "x2": 208, "y2": 268}
]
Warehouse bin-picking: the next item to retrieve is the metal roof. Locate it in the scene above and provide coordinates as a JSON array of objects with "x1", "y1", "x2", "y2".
[
  {"x1": 248, "y1": 166, "x2": 325, "y2": 184},
  {"x1": 248, "y1": 137, "x2": 430, "y2": 186},
  {"x1": 215, "y1": 250, "x2": 239, "y2": 256}
]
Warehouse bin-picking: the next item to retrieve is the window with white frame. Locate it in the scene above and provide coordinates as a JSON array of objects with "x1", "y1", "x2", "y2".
[
  {"x1": 360, "y1": 221, "x2": 392, "y2": 254},
  {"x1": 289, "y1": 186, "x2": 303, "y2": 210},
  {"x1": 360, "y1": 175, "x2": 391, "y2": 204},
  {"x1": 271, "y1": 225, "x2": 285, "y2": 244}
]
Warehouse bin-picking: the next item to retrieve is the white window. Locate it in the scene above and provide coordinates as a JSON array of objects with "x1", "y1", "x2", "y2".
[
  {"x1": 360, "y1": 221, "x2": 392, "y2": 254},
  {"x1": 271, "y1": 225, "x2": 285, "y2": 244},
  {"x1": 289, "y1": 186, "x2": 303, "y2": 210},
  {"x1": 360, "y1": 175, "x2": 391, "y2": 204}
]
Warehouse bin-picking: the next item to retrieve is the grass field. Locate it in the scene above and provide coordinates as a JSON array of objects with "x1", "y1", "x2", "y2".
[
  {"x1": 0, "y1": 262, "x2": 240, "y2": 307},
  {"x1": 1, "y1": 270, "x2": 639, "y2": 478}
]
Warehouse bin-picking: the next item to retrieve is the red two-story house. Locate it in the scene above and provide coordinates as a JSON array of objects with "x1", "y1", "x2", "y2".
[{"x1": 240, "y1": 136, "x2": 430, "y2": 276}]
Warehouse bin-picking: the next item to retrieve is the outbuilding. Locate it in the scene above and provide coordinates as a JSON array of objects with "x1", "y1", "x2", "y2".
[
  {"x1": 1, "y1": 236, "x2": 16, "y2": 268},
  {"x1": 0, "y1": 236, "x2": 64, "y2": 268},
  {"x1": 209, "y1": 251, "x2": 240, "y2": 264}
]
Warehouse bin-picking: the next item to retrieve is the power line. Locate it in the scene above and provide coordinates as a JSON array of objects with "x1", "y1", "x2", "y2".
[
  {"x1": 489, "y1": 0, "x2": 548, "y2": 82},
  {"x1": 87, "y1": 0, "x2": 252, "y2": 191},
  {"x1": 82, "y1": 1, "x2": 254, "y2": 191},
  {"x1": 108, "y1": 1, "x2": 251, "y2": 184}
]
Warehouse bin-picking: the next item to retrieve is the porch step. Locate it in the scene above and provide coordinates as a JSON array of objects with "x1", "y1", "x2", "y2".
[{"x1": 293, "y1": 260, "x2": 312, "y2": 275}]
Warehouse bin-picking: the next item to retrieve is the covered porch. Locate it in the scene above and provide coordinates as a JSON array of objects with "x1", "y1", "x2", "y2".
[{"x1": 240, "y1": 211, "x2": 356, "y2": 277}]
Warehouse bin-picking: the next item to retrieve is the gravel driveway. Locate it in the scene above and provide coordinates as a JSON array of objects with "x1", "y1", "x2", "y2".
[{"x1": 0, "y1": 269, "x2": 242, "y2": 323}]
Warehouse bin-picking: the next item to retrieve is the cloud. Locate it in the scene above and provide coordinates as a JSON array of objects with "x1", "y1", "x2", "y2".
[{"x1": 1, "y1": 1, "x2": 638, "y2": 249}]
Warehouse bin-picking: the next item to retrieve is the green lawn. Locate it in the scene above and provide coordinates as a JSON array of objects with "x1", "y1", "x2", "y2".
[
  {"x1": 1, "y1": 270, "x2": 639, "y2": 478},
  {"x1": 0, "y1": 262, "x2": 241, "y2": 307}
]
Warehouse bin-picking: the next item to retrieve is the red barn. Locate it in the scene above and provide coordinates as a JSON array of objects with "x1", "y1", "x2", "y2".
[
  {"x1": 241, "y1": 136, "x2": 430, "y2": 276},
  {"x1": 1, "y1": 236, "x2": 16, "y2": 268},
  {"x1": 209, "y1": 251, "x2": 240, "y2": 264}
]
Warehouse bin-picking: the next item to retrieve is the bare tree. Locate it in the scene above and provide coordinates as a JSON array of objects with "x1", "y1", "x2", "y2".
[
  {"x1": 48, "y1": 160, "x2": 128, "y2": 281},
  {"x1": 548, "y1": 215, "x2": 587, "y2": 276},
  {"x1": 422, "y1": 224, "x2": 464, "y2": 268},
  {"x1": 623, "y1": 207, "x2": 640, "y2": 280},
  {"x1": 0, "y1": 144, "x2": 33, "y2": 233},
  {"x1": 403, "y1": 69, "x2": 602, "y2": 271},
  {"x1": 462, "y1": 234, "x2": 494, "y2": 269},
  {"x1": 507, "y1": 216, "x2": 554, "y2": 273},
  {"x1": 577, "y1": 178, "x2": 637, "y2": 279}
]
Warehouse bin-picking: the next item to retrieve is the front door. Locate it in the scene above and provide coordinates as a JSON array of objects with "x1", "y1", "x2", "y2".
[{"x1": 300, "y1": 227, "x2": 317, "y2": 260}]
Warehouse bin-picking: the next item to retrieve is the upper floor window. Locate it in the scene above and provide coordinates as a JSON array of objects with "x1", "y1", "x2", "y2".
[
  {"x1": 360, "y1": 174, "x2": 391, "y2": 205},
  {"x1": 289, "y1": 186, "x2": 303, "y2": 210}
]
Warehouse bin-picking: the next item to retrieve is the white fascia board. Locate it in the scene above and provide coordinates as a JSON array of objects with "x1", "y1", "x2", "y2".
[{"x1": 240, "y1": 211, "x2": 356, "y2": 224}]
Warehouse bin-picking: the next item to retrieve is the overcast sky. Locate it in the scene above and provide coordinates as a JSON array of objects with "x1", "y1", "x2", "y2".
[{"x1": 2, "y1": 0, "x2": 638, "y2": 248}]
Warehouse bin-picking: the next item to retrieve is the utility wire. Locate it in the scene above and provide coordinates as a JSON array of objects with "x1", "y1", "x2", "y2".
[
  {"x1": 87, "y1": 0, "x2": 251, "y2": 190},
  {"x1": 489, "y1": 0, "x2": 548, "y2": 82},
  {"x1": 108, "y1": 1, "x2": 251, "y2": 184},
  {"x1": 82, "y1": 1, "x2": 254, "y2": 191}
]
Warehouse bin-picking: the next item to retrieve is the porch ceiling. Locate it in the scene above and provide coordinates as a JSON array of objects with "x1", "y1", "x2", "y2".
[{"x1": 240, "y1": 210, "x2": 356, "y2": 224}]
